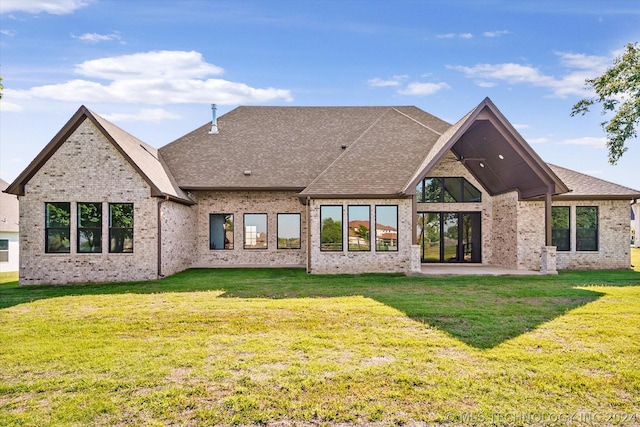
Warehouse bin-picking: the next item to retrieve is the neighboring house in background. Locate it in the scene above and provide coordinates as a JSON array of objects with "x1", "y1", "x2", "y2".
[
  {"x1": 5, "y1": 98, "x2": 640, "y2": 285},
  {"x1": 0, "y1": 179, "x2": 20, "y2": 273}
]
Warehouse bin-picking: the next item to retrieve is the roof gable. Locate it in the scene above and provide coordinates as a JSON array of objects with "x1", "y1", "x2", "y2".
[
  {"x1": 5, "y1": 106, "x2": 192, "y2": 204},
  {"x1": 403, "y1": 97, "x2": 569, "y2": 199}
]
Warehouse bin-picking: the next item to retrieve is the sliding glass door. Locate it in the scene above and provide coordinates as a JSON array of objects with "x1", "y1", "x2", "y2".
[{"x1": 417, "y1": 212, "x2": 481, "y2": 263}]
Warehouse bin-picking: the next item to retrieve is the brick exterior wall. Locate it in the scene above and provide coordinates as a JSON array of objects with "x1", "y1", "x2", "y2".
[
  {"x1": 490, "y1": 192, "x2": 519, "y2": 269},
  {"x1": 308, "y1": 198, "x2": 412, "y2": 274},
  {"x1": 514, "y1": 199, "x2": 630, "y2": 270},
  {"x1": 19, "y1": 119, "x2": 159, "y2": 284},
  {"x1": 160, "y1": 201, "x2": 196, "y2": 277},
  {"x1": 190, "y1": 191, "x2": 307, "y2": 268}
]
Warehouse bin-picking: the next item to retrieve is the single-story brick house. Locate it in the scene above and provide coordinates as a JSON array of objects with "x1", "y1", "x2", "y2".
[{"x1": 5, "y1": 97, "x2": 640, "y2": 284}]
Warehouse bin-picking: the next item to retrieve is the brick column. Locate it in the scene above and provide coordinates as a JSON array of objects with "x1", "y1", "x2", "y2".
[
  {"x1": 540, "y1": 246, "x2": 558, "y2": 275},
  {"x1": 409, "y1": 244, "x2": 421, "y2": 275}
]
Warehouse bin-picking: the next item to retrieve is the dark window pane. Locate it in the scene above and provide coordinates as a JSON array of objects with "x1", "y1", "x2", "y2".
[
  {"x1": 46, "y1": 202, "x2": 70, "y2": 228},
  {"x1": 552, "y1": 206, "x2": 570, "y2": 251},
  {"x1": 321, "y1": 205, "x2": 343, "y2": 251},
  {"x1": 47, "y1": 229, "x2": 71, "y2": 253},
  {"x1": 78, "y1": 203, "x2": 102, "y2": 253},
  {"x1": 422, "y1": 178, "x2": 441, "y2": 202},
  {"x1": 210, "y1": 214, "x2": 234, "y2": 250},
  {"x1": 0, "y1": 239, "x2": 8, "y2": 251},
  {"x1": 443, "y1": 178, "x2": 463, "y2": 202},
  {"x1": 277, "y1": 214, "x2": 301, "y2": 249},
  {"x1": 45, "y1": 203, "x2": 70, "y2": 253},
  {"x1": 375, "y1": 205, "x2": 398, "y2": 251},
  {"x1": 348, "y1": 206, "x2": 370, "y2": 251},
  {"x1": 463, "y1": 180, "x2": 482, "y2": 202},
  {"x1": 109, "y1": 204, "x2": 133, "y2": 253},
  {"x1": 422, "y1": 212, "x2": 440, "y2": 262},
  {"x1": 576, "y1": 206, "x2": 598, "y2": 251},
  {"x1": 244, "y1": 214, "x2": 267, "y2": 249}
]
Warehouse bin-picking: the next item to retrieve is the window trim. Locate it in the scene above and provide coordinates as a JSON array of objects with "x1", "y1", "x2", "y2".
[
  {"x1": 277, "y1": 213, "x2": 301, "y2": 250},
  {"x1": 375, "y1": 205, "x2": 399, "y2": 252},
  {"x1": 243, "y1": 213, "x2": 268, "y2": 250},
  {"x1": 45, "y1": 202, "x2": 71, "y2": 254},
  {"x1": 77, "y1": 202, "x2": 103, "y2": 253},
  {"x1": 109, "y1": 203, "x2": 134, "y2": 254},
  {"x1": 320, "y1": 205, "x2": 344, "y2": 252},
  {"x1": 347, "y1": 205, "x2": 371, "y2": 252}
]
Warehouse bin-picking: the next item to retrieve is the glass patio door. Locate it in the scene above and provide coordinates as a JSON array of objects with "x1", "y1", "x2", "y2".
[{"x1": 417, "y1": 212, "x2": 481, "y2": 263}]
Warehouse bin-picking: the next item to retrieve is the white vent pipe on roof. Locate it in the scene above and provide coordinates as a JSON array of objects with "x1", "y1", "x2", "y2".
[{"x1": 209, "y1": 104, "x2": 219, "y2": 134}]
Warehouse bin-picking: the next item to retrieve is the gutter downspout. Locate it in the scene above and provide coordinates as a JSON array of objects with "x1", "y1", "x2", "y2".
[
  {"x1": 157, "y1": 196, "x2": 169, "y2": 278},
  {"x1": 306, "y1": 196, "x2": 311, "y2": 274}
]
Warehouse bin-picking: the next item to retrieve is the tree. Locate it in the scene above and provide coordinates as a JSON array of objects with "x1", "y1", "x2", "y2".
[
  {"x1": 0, "y1": 76, "x2": 3, "y2": 99},
  {"x1": 571, "y1": 42, "x2": 640, "y2": 164}
]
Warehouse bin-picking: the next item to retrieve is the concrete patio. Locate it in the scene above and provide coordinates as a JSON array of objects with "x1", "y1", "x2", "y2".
[{"x1": 418, "y1": 264, "x2": 541, "y2": 276}]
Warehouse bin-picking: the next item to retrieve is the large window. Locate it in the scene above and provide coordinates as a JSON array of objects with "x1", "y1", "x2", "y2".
[
  {"x1": 45, "y1": 202, "x2": 71, "y2": 253},
  {"x1": 0, "y1": 239, "x2": 8, "y2": 263},
  {"x1": 210, "y1": 214, "x2": 234, "y2": 250},
  {"x1": 576, "y1": 206, "x2": 598, "y2": 251},
  {"x1": 417, "y1": 177, "x2": 481, "y2": 203},
  {"x1": 348, "y1": 205, "x2": 370, "y2": 251},
  {"x1": 551, "y1": 206, "x2": 570, "y2": 251},
  {"x1": 277, "y1": 213, "x2": 301, "y2": 249},
  {"x1": 109, "y1": 203, "x2": 133, "y2": 253},
  {"x1": 244, "y1": 214, "x2": 267, "y2": 249},
  {"x1": 375, "y1": 205, "x2": 398, "y2": 251},
  {"x1": 78, "y1": 202, "x2": 102, "y2": 253},
  {"x1": 320, "y1": 205, "x2": 343, "y2": 251}
]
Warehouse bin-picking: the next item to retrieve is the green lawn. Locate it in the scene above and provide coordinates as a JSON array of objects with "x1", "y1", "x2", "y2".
[{"x1": 1, "y1": 268, "x2": 639, "y2": 426}]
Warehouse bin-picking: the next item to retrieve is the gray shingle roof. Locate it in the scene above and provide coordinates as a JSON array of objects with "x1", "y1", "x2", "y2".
[
  {"x1": 549, "y1": 164, "x2": 640, "y2": 199},
  {"x1": 160, "y1": 106, "x2": 450, "y2": 194}
]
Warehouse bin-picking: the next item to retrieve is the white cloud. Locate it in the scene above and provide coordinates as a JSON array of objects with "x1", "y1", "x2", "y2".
[
  {"x1": 526, "y1": 137, "x2": 549, "y2": 144},
  {"x1": 449, "y1": 49, "x2": 613, "y2": 98},
  {"x1": 73, "y1": 31, "x2": 122, "y2": 44},
  {"x1": 0, "y1": 0, "x2": 91, "y2": 15},
  {"x1": 11, "y1": 50, "x2": 293, "y2": 105},
  {"x1": 0, "y1": 99, "x2": 23, "y2": 112},
  {"x1": 437, "y1": 33, "x2": 473, "y2": 39},
  {"x1": 558, "y1": 136, "x2": 607, "y2": 148},
  {"x1": 0, "y1": 29, "x2": 17, "y2": 37},
  {"x1": 367, "y1": 75, "x2": 408, "y2": 87},
  {"x1": 101, "y1": 108, "x2": 181, "y2": 123},
  {"x1": 397, "y1": 82, "x2": 450, "y2": 96},
  {"x1": 483, "y1": 30, "x2": 510, "y2": 38},
  {"x1": 75, "y1": 50, "x2": 223, "y2": 80},
  {"x1": 512, "y1": 123, "x2": 531, "y2": 130}
]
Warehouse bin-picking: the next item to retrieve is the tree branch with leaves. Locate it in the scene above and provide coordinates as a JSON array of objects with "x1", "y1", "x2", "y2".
[{"x1": 571, "y1": 42, "x2": 640, "y2": 164}]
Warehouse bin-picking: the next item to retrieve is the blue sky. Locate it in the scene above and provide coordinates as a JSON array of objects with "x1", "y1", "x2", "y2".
[{"x1": 1, "y1": 0, "x2": 639, "y2": 190}]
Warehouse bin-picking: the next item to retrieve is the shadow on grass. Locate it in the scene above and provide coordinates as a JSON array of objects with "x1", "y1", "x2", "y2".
[{"x1": 2, "y1": 268, "x2": 639, "y2": 349}]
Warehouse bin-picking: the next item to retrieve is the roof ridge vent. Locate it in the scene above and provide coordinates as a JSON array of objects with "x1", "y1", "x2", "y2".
[{"x1": 209, "y1": 104, "x2": 219, "y2": 134}]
